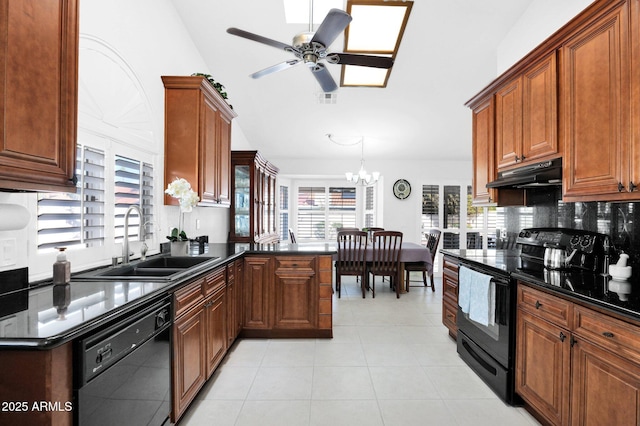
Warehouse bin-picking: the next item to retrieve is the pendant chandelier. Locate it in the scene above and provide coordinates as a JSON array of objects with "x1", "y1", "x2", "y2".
[{"x1": 344, "y1": 137, "x2": 380, "y2": 186}]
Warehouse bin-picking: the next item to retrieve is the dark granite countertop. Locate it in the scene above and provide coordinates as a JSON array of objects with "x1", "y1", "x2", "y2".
[
  {"x1": 441, "y1": 248, "x2": 640, "y2": 322},
  {"x1": 0, "y1": 242, "x2": 336, "y2": 350}
]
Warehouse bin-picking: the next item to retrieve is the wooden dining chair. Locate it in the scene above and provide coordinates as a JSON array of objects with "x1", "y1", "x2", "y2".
[
  {"x1": 362, "y1": 227, "x2": 384, "y2": 241},
  {"x1": 367, "y1": 231, "x2": 403, "y2": 298},
  {"x1": 405, "y1": 229, "x2": 441, "y2": 292},
  {"x1": 336, "y1": 230, "x2": 368, "y2": 298}
]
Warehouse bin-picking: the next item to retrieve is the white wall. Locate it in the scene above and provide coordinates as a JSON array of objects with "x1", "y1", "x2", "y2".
[
  {"x1": 497, "y1": 0, "x2": 595, "y2": 73},
  {"x1": 0, "y1": 0, "x2": 253, "y2": 280}
]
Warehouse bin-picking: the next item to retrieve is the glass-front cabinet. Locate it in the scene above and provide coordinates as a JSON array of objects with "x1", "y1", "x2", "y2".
[{"x1": 229, "y1": 151, "x2": 279, "y2": 243}]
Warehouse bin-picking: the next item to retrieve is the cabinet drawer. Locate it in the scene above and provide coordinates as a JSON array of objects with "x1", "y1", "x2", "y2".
[
  {"x1": 443, "y1": 274, "x2": 458, "y2": 305},
  {"x1": 442, "y1": 256, "x2": 460, "y2": 274},
  {"x1": 174, "y1": 278, "x2": 205, "y2": 319},
  {"x1": 203, "y1": 266, "x2": 226, "y2": 296},
  {"x1": 574, "y1": 305, "x2": 640, "y2": 364},
  {"x1": 517, "y1": 284, "x2": 572, "y2": 328},
  {"x1": 275, "y1": 256, "x2": 315, "y2": 271},
  {"x1": 442, "y1": 299, "x2": 458, "y2": 336}
]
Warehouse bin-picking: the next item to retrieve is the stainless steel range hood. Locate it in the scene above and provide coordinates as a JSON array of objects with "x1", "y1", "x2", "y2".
[{"x1": 486, "y1": 158, "x2": 562, "y2": 189}]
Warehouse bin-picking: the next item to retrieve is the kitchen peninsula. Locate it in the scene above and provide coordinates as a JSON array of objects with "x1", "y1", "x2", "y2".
[{"x1": 0, "y1": 243, "x2": 335, "y2": 425}]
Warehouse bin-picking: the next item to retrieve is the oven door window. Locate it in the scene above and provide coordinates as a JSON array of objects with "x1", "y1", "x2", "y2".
[
  {"x1": 459, "y1": 282, "x2": 509, "y2": 342},
  {"x1": 462, "y1": 312, "x2": 500, "y2": 340}
]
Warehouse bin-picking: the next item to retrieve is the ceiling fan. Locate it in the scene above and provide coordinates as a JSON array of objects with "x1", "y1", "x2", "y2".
[{"x1": 226, "y1": 4, "x2": 394, "y2": 92}]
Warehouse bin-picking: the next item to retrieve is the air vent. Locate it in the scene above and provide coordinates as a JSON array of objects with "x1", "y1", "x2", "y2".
[{"x1": 316, "y1": 92, "x2": 337, "y2": 104}]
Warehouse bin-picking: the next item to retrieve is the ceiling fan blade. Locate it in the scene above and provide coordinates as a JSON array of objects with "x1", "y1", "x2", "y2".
[
  {"x1": 310, "y1": 63, "x2": 338, "y2": 92},
  {"x1": 250, "y1": 60, "x2": 301, "y2": 79},
  {"x1": 310, "y1": 8, "x2": 352, "y2": 48},
  {"x1": 330, "y1": 53, "x2": 394, "y2": 69},
  {"x1": 227, "y1": 27, "x2": 294, "y2": 51}
]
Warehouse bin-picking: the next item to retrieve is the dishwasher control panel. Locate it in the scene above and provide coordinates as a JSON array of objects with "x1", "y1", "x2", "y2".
[{"x1": 77, "y1": 299, "x2": 171, "y2": 384}]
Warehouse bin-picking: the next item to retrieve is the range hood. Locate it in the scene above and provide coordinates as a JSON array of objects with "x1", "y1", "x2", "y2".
[{"x1": 487, "y1": 158, "x2": 562, "y2": 189}]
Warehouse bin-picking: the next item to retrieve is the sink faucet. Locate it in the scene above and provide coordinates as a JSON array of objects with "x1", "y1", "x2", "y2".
[{"x1": 123, "y1": 205, "x2": 144, "y2": 265}]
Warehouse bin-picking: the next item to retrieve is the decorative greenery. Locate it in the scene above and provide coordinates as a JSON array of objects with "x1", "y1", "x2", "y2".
[{"x1": 192, "y1": 73, "x2": 233, "y2": 109}]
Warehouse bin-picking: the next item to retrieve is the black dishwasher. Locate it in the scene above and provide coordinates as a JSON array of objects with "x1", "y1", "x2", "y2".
[{"x1": 75, "y1": 298, "x2": 171, "y2": 426}]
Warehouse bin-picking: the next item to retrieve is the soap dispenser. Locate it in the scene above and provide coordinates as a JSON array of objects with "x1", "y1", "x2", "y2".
[{"x1": 53, "y1": 247, "x2": 71, "y2": 284}]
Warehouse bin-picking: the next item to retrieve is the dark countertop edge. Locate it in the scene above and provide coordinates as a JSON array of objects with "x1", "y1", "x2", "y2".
[
  {"x1": 0, "y1": 246, "x2": 336, "y2": 351},
  {"x1": 440, "y1": 249, "x2": 640, "y2": 323},
  {"x1": 512, "y1": 271, "x2": 640, "y2": 324}
]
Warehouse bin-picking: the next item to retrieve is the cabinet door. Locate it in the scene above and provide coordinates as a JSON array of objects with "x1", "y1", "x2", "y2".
[
  {"x1": 273, "y1": 257, "x2": 318, "y2": 329},
  {"x1": 516, "y1": 308, "x2": 571, "y2": 426},
  {"x1": 226, "y1": 262, "x2": 236, "y2": 346},
  {"x1": 235, "y1": 260, "x2": 244, "y2": 336},
  {"x1": 442, "y1": 256, "x2": 459, "y2": 338},
  {"x1": 0, "y1": 0, "x2": 78, "y2": 192},
  {"x1": 200, "y1": 96, "x2": 219, "y2": 205},
  {"x1": 205, "y1": 288, "x2": 227, "y2": 377},
  {"x1": 562, "y1": 2, "x2": 630, "y2": 199},
  {"x1": 571, "y1": 338, "x2": 640, "y2": 426},
  {"x1": 495, "y1": 77, "x2": 523, "y2": 169},
  {"x1": 217, "y1": 112, "x2": 232, "y2": 207},
  {"x1": 522, "y1": 52, "x2": 558, "y2": 163},
  {"x1": 471, "y1": 96, "x2": 496, "y2": 204},
  {"x1": 172, "y1": 306, "x2": 206, "y2": 422},
  {"x1": 243, "y1": 257, "x2": 271, "y2": 329}
]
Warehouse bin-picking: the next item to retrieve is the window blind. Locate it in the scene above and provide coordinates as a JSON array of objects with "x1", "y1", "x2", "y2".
[
  {"x1": 37, "y1": 145, "x2": 105, "y2": 251},
  {"x1": 114, "y1": 155, "x2": 154, "y2": 243}
]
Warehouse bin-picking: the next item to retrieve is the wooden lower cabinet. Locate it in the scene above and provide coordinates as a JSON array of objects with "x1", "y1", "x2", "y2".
[
  {"x1": 205, "y1": 287, "x2": 227, "y2": 377},
  {"x1": 516, "y1": 282, "x2": 640, "y2": 425},
  {"x1": 571, "y1": 338, "x2": 640, "y2": 426},
  {"x1": 441, "y1": 255, "x2": 459, "y2": 338},
  {"x1": 172, "y1": 299, "x2": 207, "y2": 422},
  {"x1": 516, "y1": 308, "x2": 571, "y2": 426},
  {"x1": 273, "y1": 256, "x2": 317, "y2": 330},
  {"x1": 172, "y1": 266, "x2": 227, "y2": 423},
  {"x1": 241, "y1": 254, "x2": 332, "y2": 338},
  {"x1": 243, "y1": 256, "x2": 272, "y2": 330},
  {"x1": 0, "y1": 342, "x2": 73, "y2": 425}
]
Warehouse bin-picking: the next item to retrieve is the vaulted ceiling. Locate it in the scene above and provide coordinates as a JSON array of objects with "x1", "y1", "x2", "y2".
[{"x1": 171, "y1": 0, "x2": 534, "y2": 162}]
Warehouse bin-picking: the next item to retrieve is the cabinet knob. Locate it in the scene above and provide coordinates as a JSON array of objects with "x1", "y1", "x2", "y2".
[
  {"x1": 602, "y1": 331, "x2": 615, "y2": 338},
  {"x1": 630, "y1": 181, "x2": 638, "y2": 192},
  {"x1": 559, "y1": 332, "x2": 566, "y2": 342},
  {"x1": 535, "y1": 300, "x2": 542, "y2": 309},
  {"x1": 618, "y1": 182, "x2": 625, "y2": 192},
  {"x1": 515, "y1": 156, "x2": 520, "y2": 162}
]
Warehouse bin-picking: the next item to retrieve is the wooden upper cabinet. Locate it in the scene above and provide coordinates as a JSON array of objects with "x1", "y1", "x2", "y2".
[
  {"x1": 496, "y1": 52, "x2": 558, "y2": 171},
  {"x1": 495, "y1": 76, "x2": 523, "y2": 169},
  {"x1": 162, "y1": 76, "x2": 236, "y2": 207},
  {"x1": 0, "y1": 0, "x2": 79, "y2": 192},
  {"x1": 471, "y1": 96, "x2": 496, "y2": 205},
  {"x1": 522, "y1": 52, "x2": 558, "y2": 163},
  {"x1": 562, "y1": 1, "x2": 631, "y2": 200}
]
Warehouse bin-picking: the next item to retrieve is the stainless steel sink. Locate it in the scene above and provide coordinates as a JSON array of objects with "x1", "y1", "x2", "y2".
[{"x1": 74, "y1": 256, "x2": 219, "y2": 281}]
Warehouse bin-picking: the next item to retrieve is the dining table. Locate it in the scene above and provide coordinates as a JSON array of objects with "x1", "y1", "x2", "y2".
[{"x1": 331, "y1": 241, "x2": 432, "y2": 293}]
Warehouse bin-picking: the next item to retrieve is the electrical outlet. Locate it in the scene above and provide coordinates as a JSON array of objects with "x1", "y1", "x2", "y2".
[
  {"x1": 196, "y1": 219, "x2": 201, "y2": 230},
  {"x1": 0, "y1": 238, "x2": 17, "y2": 266}
]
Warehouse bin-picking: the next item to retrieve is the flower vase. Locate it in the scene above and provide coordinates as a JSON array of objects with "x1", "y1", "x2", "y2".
[{"x1": 171, "y1": 240, "x2": 189, "y2": 256}]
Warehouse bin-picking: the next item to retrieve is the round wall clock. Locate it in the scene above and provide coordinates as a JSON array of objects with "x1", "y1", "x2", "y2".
[{"x1": 393, "y1": 179, "x2": 411, "y2": 199}]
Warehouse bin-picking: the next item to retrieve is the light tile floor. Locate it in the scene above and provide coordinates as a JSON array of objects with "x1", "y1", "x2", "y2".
[{"x1": 177, "y1": 274, "x2": 540, "y2": 426}]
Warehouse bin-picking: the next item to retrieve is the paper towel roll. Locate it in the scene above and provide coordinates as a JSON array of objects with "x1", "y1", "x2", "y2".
[{"x1": 0, "y1": 204, "x2": 30, "y2": 230}]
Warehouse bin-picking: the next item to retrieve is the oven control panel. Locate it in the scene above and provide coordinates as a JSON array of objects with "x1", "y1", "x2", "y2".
[
  {"x1": 517, "y1": 227, "x2": 610, "y2": 272},
  {"x1": 517, "y1": 228, "x2": 604, "y2": 254}
]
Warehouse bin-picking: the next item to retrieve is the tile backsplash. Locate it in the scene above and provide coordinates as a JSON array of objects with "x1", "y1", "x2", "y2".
[{"x1": 501, "y1": 188, "x2": 639, "y2": 267}]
